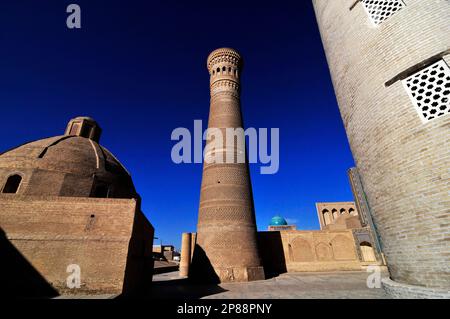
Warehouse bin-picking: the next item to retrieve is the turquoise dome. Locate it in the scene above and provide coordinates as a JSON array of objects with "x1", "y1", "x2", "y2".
[{"x1": 270, "y1": 215, "x2": 288, "y2": 226}]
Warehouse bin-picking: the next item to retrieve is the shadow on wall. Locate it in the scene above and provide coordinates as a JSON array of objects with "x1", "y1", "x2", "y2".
[
  {"x1": 188, "y1": 244, "x2": 221, "y2": 284},
  {"x1": 258, "y1": 231, "x2": 287, "y2": 278},
  {"x1": 0, "y1": 227, "x2": 59, "y2": 298},
  {"x1": 121, "y1": 208, "x2": 155, "y2": 297}
]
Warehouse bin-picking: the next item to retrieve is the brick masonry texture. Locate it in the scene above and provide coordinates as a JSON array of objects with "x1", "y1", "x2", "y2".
[
  {"x1": 258, "y1": 230, "x2": 363, "y2": 275},
  {"x1": 382, "y1": 278, "x2": 450, "y2": 299},
  {"x1": 0, "y1": 195, "x2": 154, "y2": 295},
  {"x1": 0, "y1": 117, "x2": 154, "y2": 297},
  {"x1": 190, "y1": 48, "x2": 265, "y2": 283},
  {"x1": 312, "y1": 0, "x2": 450, "y2": 294}
]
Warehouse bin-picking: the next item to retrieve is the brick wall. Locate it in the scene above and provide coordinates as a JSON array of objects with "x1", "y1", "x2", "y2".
[
  {"x1": 0, "y1": 195, "x2": 153, "y2": 296},
  {"x1": 258, "y1": 230, "x2": 362, "y2": 276}
]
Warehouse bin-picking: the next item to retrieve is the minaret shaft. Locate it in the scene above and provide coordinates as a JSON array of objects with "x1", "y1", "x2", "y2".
[{"x1": 190, "y1": 48, "x2": 265, "y2": 283}]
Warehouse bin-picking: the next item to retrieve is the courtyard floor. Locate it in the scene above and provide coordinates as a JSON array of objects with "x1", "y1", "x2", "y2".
[{"x1": 149, "y1": 270, "x2": 391, "y2": 299}]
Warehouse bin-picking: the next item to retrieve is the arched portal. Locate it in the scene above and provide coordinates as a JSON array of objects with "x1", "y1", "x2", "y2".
[{"x1": 291, "y1": 237, "x2": 314, "y2": 262}]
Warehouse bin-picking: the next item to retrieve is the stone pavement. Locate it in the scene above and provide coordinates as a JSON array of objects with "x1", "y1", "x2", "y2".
[{"x1": 150, "y1": 270, "x2": 391, "y2": 299}]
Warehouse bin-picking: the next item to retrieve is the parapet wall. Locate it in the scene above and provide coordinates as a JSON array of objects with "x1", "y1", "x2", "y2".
[{"x1": 258, "y1": 230, "x2": 362, "y2": 276}]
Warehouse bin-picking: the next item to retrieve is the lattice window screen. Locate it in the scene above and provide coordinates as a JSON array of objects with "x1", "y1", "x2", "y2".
[
  {"x1": 402, "y1": 60, "x2": 450, "y2": 123},
  {"x1": 361, "y1": 0, "x2": 406, "y2": 25}
]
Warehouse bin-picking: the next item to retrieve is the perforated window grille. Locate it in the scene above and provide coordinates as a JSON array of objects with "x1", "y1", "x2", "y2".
[
  {"x1": 361, "y1": 0, "x2": 405, "y2": 25},
  {"x1": 402, "y1": 60, "x2": 450, "y2": 123}
]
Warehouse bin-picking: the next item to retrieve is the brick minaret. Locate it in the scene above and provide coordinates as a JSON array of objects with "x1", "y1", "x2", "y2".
[
  {"x1": 313, "y1": 0, "x2": 450, "y2": 298},
  {"x1": 190, "y1": 48, "x2": 265, "y2": 283}
]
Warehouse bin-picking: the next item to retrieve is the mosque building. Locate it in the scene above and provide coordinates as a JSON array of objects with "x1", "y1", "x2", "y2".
[{"x1": 260, "y1": 200, "x2": 382, "y2": 275}]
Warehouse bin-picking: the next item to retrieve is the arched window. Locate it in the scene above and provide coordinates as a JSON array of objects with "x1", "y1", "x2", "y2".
[
  {"x1": 216, "y1": 67, "x2": 220, "y2": 74},
  {"x1": 332, "y1": 209, "x2": 338, "y2": 220},
  {"x1": 322, "y1": 209, "x2": 331, "y2": 225},
  {"x1": 222, "y1": 66, "x2": 226, "y2": 72},
  {"x1": 349, "y1": 208, "x2": 356, "y2": 216},
  {"x1": 2, "y1": 175, "x2": 22, "y2": 194},
  {"x1": 212, "y1": 70, "x2": 215, "y2": 75},
  {"x1": 228, "y1": 67, "x2": 232, "y2": 74},
  {"x1": 340, "y1": 208, "x2": 346, "y2": 215}
]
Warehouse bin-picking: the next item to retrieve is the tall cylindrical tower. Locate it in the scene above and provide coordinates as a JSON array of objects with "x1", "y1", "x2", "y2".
[
  {"x1": 312, "y1": 0, "x2": 450, "y2": 298},
  {"x1": 190, "y1": 48, "x2": 265, "y2": 283}
]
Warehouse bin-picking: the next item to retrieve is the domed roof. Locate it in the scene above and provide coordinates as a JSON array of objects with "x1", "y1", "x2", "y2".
[
  {"x1": 270, "y1": 215, "x2": 288, "y2": 226},
  {"x1": 0, "y1": 117, "x2": 136, "y2": 198},
  {"x1": 0, "y1": 135, "x2": 129, "y2": 176}
]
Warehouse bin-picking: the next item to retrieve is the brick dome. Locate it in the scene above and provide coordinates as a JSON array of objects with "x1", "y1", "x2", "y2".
[{"x1": 0, "y1": 118, "x2": 137, "y2": 198}]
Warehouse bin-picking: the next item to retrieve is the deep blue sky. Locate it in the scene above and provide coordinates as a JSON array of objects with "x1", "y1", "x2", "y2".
[{"x1": 0, "y1": 0, "x2": 355, "y2": 250}]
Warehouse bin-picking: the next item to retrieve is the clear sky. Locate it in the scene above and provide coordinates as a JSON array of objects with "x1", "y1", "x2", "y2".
[{"x1": 0, "y1": 0, "x2": 355, "y2": 250}]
